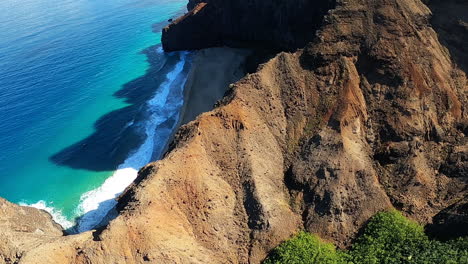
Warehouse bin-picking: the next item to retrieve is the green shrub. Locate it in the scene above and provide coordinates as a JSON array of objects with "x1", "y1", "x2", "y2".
[
  {"x1": 348, "y1": 210, "x2": 468, "y2": 264},
  {"x1": 263, "y1": 232, "x2": 344, "y2": 264},
  {"x1": 348, "y1": 210, "x2": 428, "y2": 264},
  {"x1": 414, "y1": 238, "x2": 468, "y2": 264},
  {"x1": 263, "y1": 210, "x2": 468, "y2": 264}
]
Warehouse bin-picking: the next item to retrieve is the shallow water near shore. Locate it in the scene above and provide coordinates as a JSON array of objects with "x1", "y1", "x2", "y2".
[{"x1": 0, "y1": 0, "x2": 187, "y2": 229}]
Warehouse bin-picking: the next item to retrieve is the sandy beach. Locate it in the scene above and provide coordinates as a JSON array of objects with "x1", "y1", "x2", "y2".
[{"x1": 178, "y1": 47, "x2": 250, "y2": 125}]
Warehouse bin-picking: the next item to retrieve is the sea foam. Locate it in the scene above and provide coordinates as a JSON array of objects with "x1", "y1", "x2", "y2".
[
  {"x1": 22, "y1": 51, "x2": 188, "y2": 233},
  {"x1": 19, "y1": 200, "x2": 74, "y2": 229},
  {"x1": 75, "y1": 51, "x2": 188, "y2": 232}
]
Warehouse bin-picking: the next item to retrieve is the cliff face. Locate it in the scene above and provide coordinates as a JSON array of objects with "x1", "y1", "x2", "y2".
[
  {"x1": 162, "y1": 0, "x2": 336, "y2": 51},
  {"x1": 0, "y1": 199, "x2": 63, "y2": 263},
  {"x1": 1, "y1": 0, "x2": 467, "y2": 263}
]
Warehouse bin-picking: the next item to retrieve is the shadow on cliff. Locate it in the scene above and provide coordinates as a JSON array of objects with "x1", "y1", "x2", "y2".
[{"x1": 428, "y1": 0, "x2": 468, "y2": 73}]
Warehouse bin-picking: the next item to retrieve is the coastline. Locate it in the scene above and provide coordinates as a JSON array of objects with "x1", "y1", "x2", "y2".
[
  {"x1": 78, "y1": 47, "x2": 250, "y2": 231},
  {"x1": 0, "y1": 0, "x2": 188, "y2": 228},
  {"x1": 160, "y1": 47, "x2": 250, "y2": 156},
  {"x1": 73, "y1": 51, "x2": 190, "y2": 232},
  {"x1": 20, "y1": 47, "x2": 250, "y2": 232}
]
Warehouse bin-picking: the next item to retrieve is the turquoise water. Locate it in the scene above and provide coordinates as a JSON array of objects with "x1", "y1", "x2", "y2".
[{"x1": 0, "y1": 0, "x2": 188, "y2": 230}]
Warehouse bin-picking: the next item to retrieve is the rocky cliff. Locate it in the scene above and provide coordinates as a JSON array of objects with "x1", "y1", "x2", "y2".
[
  {"x1": 0, "y1": 199, "x2": 63, "y2": 263},
  {"x1": 162, "y1": 0, "x2": 336, "y2": 51},
  {"x1": 1, "y1": 0, "x2": 467, "y2": 263}
]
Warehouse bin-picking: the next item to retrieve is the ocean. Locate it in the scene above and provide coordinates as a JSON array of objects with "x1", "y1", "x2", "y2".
[{"x1": 0, "y1": 0, "x2": 188, "y2": 231}]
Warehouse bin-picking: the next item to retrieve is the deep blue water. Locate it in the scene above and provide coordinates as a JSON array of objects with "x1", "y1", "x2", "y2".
[{"x1": 0, "y1": 0, "x2": 188, "y2": 230}]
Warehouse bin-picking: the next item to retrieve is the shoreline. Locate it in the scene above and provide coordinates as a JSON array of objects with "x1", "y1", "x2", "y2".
[
  {"x1": 178, "y1": 47, "x2": 250, "y2": 125},
  {"x1": 21, "y1": 47, "x2": 250, "y2": 232},
  {"x1": 72, "y1": 51, "x2": 191, "y2": 232},
  {"x1": 25, "y1": 50, "x2": 191, "y2": 232},
  {"x1": 161, "y1": 47, "x2": 250, "y2": 155}
]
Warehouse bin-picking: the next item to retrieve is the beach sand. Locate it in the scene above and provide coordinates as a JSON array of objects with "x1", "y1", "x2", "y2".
[{"x1": 178, "y1": 47, "x2": 251, "y2": 125}]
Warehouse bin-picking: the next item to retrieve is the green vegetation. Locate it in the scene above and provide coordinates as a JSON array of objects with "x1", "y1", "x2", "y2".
[
  {"x1": 263, "y1": 210, "x2": 468, "y2": 264},
  {"x1": 264, "y1": 231, "x2": 344, "y2": 264},
  {"x1": 346, "y1": 210, "x2": 468, "y2": 264}
]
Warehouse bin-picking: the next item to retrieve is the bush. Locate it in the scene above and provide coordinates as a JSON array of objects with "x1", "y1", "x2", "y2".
[
  {"x1": 414, "y1": 238, "x2": 468, "y2": 264},
  {"x1": 348, "y1": 210, "x2": 468, "y2": 264},
  {"x1": 263, "y1": 210, "x2": 468, "y2": 264},
  {"x1": 263, "y1": 232, "x2": 344, "y2": 264},
  {"x1": 347, "y1": 210, "x2": 428, "y2": 264}
]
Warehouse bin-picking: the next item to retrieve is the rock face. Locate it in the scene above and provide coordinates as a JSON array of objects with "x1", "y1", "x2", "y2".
[
  {"x1": 162, "y1": 0, "x2": 336, "y2": 51},
  {"x1": 1, "y1": 0, "x2": 467, "y2": 263},
  {"x1": 0, "y1": 198, "x2": 63, "y2": 263}
]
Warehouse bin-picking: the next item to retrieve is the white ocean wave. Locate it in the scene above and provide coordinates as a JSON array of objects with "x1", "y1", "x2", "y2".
[
  {"x1": 20, "y1": 52, "x2": 189, "y2": 233},
  {"x1": 75, "y1": 51, "x2": 188, "y2": 232},
  {"x1": 19, "y1": 200, "x2": 74, "y2": 229}
]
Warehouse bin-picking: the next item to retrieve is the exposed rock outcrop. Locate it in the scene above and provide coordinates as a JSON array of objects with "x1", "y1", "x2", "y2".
[
  {"x1": 1, "y1": 0, "x2": 467, "y2": 263},
  {"x1": 162, "y1": 0, "x2": 336, "y2": 51},
  {"x1": 0, "y1": 198, "x2": 63, "y2": 263}
]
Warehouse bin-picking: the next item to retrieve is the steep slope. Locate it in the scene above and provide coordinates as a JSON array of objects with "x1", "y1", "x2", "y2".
[{"x1": 0, "y1": 0, "x2": 466, "y2": 263}]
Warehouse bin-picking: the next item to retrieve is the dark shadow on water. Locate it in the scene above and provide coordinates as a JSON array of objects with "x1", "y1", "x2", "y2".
[
  {"x1": 49, "y1": 45, "x2": 183, "y2": 171},
  {"x1": 48, "y1": 13, "x2": 191, "y2": 233},
  {"x1": 58, "y1": 46, "x2": 191, "y2": 232}
]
